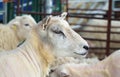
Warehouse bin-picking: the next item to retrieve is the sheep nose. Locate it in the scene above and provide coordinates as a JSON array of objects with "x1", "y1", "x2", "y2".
[{"x1": 83, "y1": 45, "x2": 89, "y2": 50}]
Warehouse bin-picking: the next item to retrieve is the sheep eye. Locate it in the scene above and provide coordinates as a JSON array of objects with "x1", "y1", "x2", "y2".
[
  {"x1": 24, "y1": 24, "x2": 29, "y2": 26},
  {"x1": 54, "y1": 30, "x2": 65, "y2": 35},
  {"x1": 53, "y1": 30, "x2": 63, "y2": 34},
  {"x1": 51, "y1": 26, "x2": 66, "y2": 37}
]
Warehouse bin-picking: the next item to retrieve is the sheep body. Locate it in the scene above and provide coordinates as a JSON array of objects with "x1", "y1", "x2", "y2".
[
  {"x1": 49, "y1": 50, "x2": 120, "y2": 77},
  {"x1": 0, "y1": 25, "x2": 19, "y2": 51},
  {"x1": 0, "y1": 12, "x2": 89, "y2": 77},
  {"x1": 0, "y1": 15, "x2": 37, "y2": 51},
  {"x1": 0, "y1": 27, "x2": 54, "y2": 77},
  {"x1": 51, "y1": 56, "x2": 99, "y2": 70}
]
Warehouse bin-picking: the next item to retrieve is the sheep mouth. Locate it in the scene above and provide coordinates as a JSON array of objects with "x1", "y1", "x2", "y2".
[{"x1": 74, "y1": 52, "x2": 87, "y2": 56}]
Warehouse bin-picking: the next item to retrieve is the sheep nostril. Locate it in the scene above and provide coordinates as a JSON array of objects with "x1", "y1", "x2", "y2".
[{"x1": 83, "y1": 45, "x2": 89, "y2": 50}]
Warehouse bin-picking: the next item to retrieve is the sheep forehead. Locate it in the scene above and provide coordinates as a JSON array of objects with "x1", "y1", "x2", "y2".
[
  {"x1": 49, "y1": 17, "x2": 70, "y2": 28},
  {"x1": 15, "y1": 16, "x2": 21, "y2": 19},
  {"x1": 21, "y1": 15, "x2": 36, "y2": 23},
  {"x1": 21, "y1": 15, "x2": 34, "y2": 21}
]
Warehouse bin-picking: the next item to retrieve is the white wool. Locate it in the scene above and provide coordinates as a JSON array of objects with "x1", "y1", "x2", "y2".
[
  {"x1": 0, "y1": 12, "x2": 89, "y2": 77},
  {"x1": 49, "y1": 49, "x2": 120, "y2": 77},
  {"x1": 51, "y1": 56, "x2": 99, "y2": 70},
  {"x1": 0, "y1": 15, "x2": 37, "y2": 51},
  {"x1": 0, "y1": 25, "x2": 19, "y2": 51},
  {"x1": 0, "y1": 27, "x2": 54, "y2": 77}
]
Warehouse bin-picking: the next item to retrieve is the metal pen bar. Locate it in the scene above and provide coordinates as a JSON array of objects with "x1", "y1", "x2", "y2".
[{"x1": 106, "y1": 0, "x2": 112, "y2": 56}]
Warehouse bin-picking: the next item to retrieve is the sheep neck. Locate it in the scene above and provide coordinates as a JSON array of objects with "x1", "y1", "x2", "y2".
[{"x1": 19, "y1": 28, "x2": 55, "y2": 77}]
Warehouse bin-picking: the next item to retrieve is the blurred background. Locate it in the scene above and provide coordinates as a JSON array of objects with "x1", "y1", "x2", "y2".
[{"x1": 0, "y1": 0, "x2": 120, "y2": 59}]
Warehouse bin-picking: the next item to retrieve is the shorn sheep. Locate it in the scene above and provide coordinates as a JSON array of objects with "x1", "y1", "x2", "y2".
[
  {"x1": 0, "y1": 15, "x2": 37, "y2": 51},
  {"x1": 0, "y1": 12, "x2": 89, "y2": 77},
  {"x1": 49, "y1": 49, "x2": 120, "y2": 77},
  {"x1": 51, "y1": 56, "x2": 99, "y2": 70}
]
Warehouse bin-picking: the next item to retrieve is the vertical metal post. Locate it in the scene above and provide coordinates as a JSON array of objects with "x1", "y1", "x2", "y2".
[
  {"x1": 66, "y1": 0, "x2": 68, "y2": 21},
  {"x1": 16, "y1": 0, "x2": 20, "y2": 15},
  {"x1": 106, "y1": 0, "x2": 112, "y2": 56},
  {"x1": 4, "y1": 3, "x2": 7, "y2": 24}
]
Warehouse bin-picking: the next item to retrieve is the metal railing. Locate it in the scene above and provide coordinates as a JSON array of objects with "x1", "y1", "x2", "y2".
[
  {"x1": 65, "y1": 0, "x2": 120, "y2": 56},
  {"x1": 15, "y1": 0, "x2": 120, "y2": 57}
]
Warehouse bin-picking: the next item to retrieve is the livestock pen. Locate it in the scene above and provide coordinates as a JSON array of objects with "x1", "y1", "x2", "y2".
[
  {"x1": 65, "y1": 0, "x2": 120, "y2": 59},
  {"x1": 4, "y1": 0, "x2": 120, "y2": 59}
]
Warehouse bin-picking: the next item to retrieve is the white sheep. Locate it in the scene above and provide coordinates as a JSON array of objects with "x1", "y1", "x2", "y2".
[
  {"x1": 0, "y1": 12, "x2": 89, "y2": 77},
  {"x1": 49, "y1": 49, "x2": 120, "y2": 77},
  {"x1": 0, "y1": 15, "x2": 37, "y2": 51},
  {"x1": 51, "y1": 56, "x2": 99, "y2": 72}
]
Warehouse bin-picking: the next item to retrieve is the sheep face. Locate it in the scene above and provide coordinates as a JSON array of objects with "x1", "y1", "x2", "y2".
[
  {"x1": 8, "y1": 15, "x2": 37, "y2": 41},
  {"x1": 37, "y1": 12, "x2": 89, "y2": 58}
]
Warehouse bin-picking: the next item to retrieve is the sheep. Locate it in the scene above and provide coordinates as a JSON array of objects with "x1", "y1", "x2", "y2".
[
  {"x1": 0, "y1": 12, "x2": 89, "y2": 77},
  {"x1": 51, "y1": 56, "x2": 99, "y2": 70},
  {"x1": 49, "y1": 49, "x2": 120, "y2": 77},
  {"x1": 0, "y1": 15, "x2": 37, "y2": 51}
]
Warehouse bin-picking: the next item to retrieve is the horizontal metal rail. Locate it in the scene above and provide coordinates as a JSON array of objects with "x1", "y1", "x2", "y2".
[
  {"x1": 74, "y1": 29, "x2": 120, "y2": 34},
  {"x1": 68, "y1": 8, "x2": 120, "y2": 12},
  {"x1": 68, "y1": 8, "x2": 107, "y2": 11},
  {"x1": 68, "y1": 15, "x2": 120, "y2": 21},
  {"x1": 83, "y1": 37, "x2": 120, "y2": 43},
  {"x1": 68, "y1": 0, "x2": 108, "y2": 3},
  {"x1": 19, "y1": 11, "x2": 120, "y2": 21},
  {"x1": 70, "y1": 23, "x2": 120, "y2": 28},
  {"x1": 89, "y1": 47, "x2": 119, "y2": 50},
  {"x1": 69, "y1": 13, "x2": 114, "y2": 16},
  {"x1": 20, "y1": 11, "x2": 61, "y2": 15}
]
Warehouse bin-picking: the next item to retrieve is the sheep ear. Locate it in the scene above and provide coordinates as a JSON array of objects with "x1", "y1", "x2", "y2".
[
  {"x1": 38, "y1": 15, "x2": 52, "y2": 30},
  {"x1": 60, "y1": 69, "x2": 70, "y2": 77},
  {"x1": 60, "y1": 12, "x2": 67, "y2": 19},
  {"x1": 10, "y1": 21, "x2": 20, "y2": 30}
]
